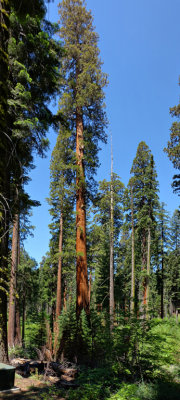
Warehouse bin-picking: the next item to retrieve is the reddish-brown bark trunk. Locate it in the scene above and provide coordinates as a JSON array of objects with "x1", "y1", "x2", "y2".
[
  {"x1": 8, "y1": 213, "x2": 19, "y2": 348},
  {"x1": 76, "y1": 109, "x2": 89, "y2": 318}
]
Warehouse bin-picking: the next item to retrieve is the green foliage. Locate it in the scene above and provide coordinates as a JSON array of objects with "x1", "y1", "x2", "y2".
[
  {"x1": 89, "y1": 175, "x2": 124, "y2": 309},
  {"x1": 24, "y1": 314, "x2": 46, "y2": 356},
  {"x1": 113, "y1": 317, "x2": 180, "y2": 380},
  {"x1": 164, "y1": 80, "x2": 180, "y2": 194},
  {"x1": 58, "y1": 0, "x2": 108, "y2": 196}
]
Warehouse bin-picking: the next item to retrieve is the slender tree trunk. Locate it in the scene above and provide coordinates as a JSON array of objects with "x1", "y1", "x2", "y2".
[
  {"x1": 89, "y1": 271, "x2": 92, "y2": 306},
  {"x1": 76, "y1": 108, "x2": 89, "y2": 318},
  {"x1": 130, "y1": 184, "x2": 135, "y2": 314},
  {"x1": 140, "y1": 231, "x2": 147, "y2": 318},
  {"x1": 146, "y1": 227, "x2": 151, "y2": 318},
  {"x1": 53, "y1": 211, "x2": 63, "y2": 358},
  {"x1": 160, "y1": 222, "x2": 164, "y2": 319},
  {"x1": 109, "y1": 138, "x2": 114, "y2": 332},
  {"x1": 8, "y1": 213, "x2": 19, "y2": 347},
  {"x1": 63, "y1": 281, "x2": 67, "y2": 312},
  {"x1": 46, "y1": 319, "x2": 52, "y2": 358},
  {"x1": 15, "y1": 236, "x2": 21, "y2": 346},
  {"x1": 22, "y1": 296, "x2": 25, "y2": 348}
]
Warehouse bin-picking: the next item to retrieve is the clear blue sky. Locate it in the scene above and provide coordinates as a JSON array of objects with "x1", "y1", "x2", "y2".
[{"x1": 24, "y1": 0, "x2": 180, "y2": 264}]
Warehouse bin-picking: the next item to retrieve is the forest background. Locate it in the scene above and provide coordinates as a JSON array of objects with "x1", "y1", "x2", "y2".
[
  {"x1": 0, "y1": 0, "x2": 180, "y2": 399},
  {"x1": 25, "y1": 0, "x2": 179, "y2": 265}
]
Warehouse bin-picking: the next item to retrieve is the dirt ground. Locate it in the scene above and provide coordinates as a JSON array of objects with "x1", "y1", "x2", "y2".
[{"x1": 0, "y1": 374, "x2": 65, "y2": 400}]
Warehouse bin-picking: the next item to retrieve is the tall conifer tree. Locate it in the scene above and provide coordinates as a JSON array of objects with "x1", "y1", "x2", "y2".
[
  {"x1": 0, "y1": 0, "x2": 61, "y2": 361},
  {"x1": 48, "y1": 125, "x2": 75, "y2": 358},
  {"x1": 130, "y1": 142, "x2": 159, "y2": 318},
  {"x1": 58, "y1": 0, "x2": 107, "y2": 317}
]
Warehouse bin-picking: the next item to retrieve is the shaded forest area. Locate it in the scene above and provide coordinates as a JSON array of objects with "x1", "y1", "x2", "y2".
[{"x1": 0, "y1": 0, "x2": 180, "y2": 399}]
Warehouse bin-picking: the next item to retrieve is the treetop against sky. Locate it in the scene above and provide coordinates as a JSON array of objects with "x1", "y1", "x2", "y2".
[{"x1": 25, "y1": 0, "x2": 180, "y2": 264}]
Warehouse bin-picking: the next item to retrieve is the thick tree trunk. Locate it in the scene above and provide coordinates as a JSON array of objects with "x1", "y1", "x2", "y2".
[
  {"x1": 8, "y1": 213, "x2": 19, "y2": 348},
  {"x1": 76, "y1": 108, "x2": 89, "y2": 318},
  {"x1": 109, "y1": 140, "x2": 114, "y2": 332},
  {"x1": 130, "y1": 185, "x2": 135, "y2": 314},
  {"x1": 53, "y1": 211, "x2": 63, "y2": 358}
]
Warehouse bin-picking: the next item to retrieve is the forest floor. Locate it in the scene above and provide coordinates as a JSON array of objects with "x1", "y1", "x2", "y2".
[
  {"x1": 0, "y1": 373, "x2": 64, "y2": 400},
  {"x1": 1, "y1": 318, "x2": 180, "y2": 400}
]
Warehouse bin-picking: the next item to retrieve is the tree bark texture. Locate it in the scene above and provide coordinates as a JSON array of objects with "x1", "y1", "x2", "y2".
[{"x1": 76, "y1": 109, "x2": 89, "y2": 317}]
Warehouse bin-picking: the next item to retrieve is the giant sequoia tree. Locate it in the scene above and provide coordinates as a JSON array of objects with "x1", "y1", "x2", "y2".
[{"x1": 58, "y1": 0, "x2": 107, "y2": 317}]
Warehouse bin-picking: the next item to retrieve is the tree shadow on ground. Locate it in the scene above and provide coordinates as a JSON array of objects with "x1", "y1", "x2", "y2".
[{"x1": 0, "y1": 384, "x2": 65, "y2": 400}]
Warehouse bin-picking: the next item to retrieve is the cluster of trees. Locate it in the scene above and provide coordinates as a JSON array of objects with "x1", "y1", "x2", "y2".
[{"x1": 0, "y1": 0, "x2": 179, "y2": 364}]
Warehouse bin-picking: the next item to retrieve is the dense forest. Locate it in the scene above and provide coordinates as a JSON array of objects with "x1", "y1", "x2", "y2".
[{"x1": 0, "y1": 0, "x2": 180, "y2": 399}]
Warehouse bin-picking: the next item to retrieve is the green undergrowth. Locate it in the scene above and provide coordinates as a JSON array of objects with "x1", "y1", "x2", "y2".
[{"x1": 11, "y1": 317, "x2": 180, "y2": 400}]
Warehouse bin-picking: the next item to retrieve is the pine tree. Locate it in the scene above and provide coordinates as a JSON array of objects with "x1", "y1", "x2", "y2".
[
  {"x1": 48, "y1": 124, "x2": 75, "y2": 358},
  {"x1": 166, "y1": 209, "x2": 180, "y2": 317},
  {"x1": 156, "y1": 203, "x2": 170, "y2": 318},
  {"x1": 16, "y1": 249, "x2": 38, "y2": 347},
  {"x1": 58, "y1": 0, "x2": 107, "y2": 317},
  {"x1": 0, "y1": 0, "x2": 61, "y2": 362},
  {"x1": 130, "y1": 142, "x2": 159, "y2": 318},
  {"x1": 0, "y1": 0, "x2": 10, "y2": 363},
  {"x1": 90, "y1": 175, "x2": 124, "y2": 317}
]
